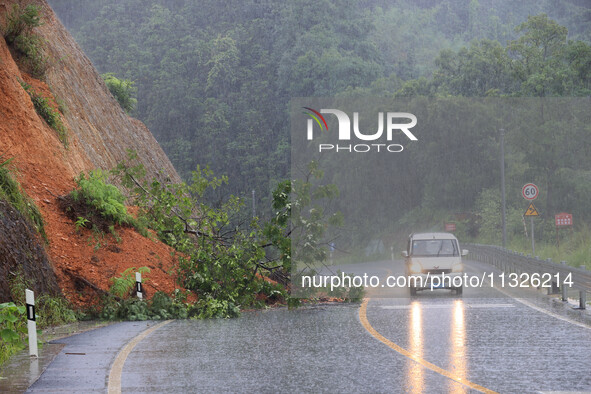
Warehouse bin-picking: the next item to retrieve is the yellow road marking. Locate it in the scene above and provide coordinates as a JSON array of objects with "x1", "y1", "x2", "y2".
[
  {"x1": 108, "y1": 320, "x2": 173, "y2": 394},
  {"x1": 359, "y1": 298, "x2": 497, "y2": 394}
]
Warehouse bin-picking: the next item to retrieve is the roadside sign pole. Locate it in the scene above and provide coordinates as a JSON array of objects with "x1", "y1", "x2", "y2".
[
  {"x1": 500, "y1": 129, "x2": 507, "y2": 248},
  {"x1": 522, "y1": 183, "x2": 539, "y2": 256},
  {"x1": 530, "y1": 217, "x2": 535, "y2": 256},
  {"x1": 554, "y1": 213, "x2": 573, "y2": 250}
]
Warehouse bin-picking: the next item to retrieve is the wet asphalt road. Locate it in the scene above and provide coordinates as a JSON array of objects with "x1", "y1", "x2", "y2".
[{"x1": 26, "y1": 259, "x2": 591, "y2": 393}]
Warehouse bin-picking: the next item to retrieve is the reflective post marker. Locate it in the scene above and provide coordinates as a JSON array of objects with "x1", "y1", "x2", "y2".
[
  {"x1": 136, "y1": 272, "x2": 143, "y2": 300},
  {"x1": 25, "y1": 289, "x2": 38, "y2": 358}
]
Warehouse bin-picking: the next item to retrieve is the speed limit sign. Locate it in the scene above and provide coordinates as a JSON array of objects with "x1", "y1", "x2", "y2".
[{"x1": 522, "y1": 183, "x2": 539, "y2": 200}]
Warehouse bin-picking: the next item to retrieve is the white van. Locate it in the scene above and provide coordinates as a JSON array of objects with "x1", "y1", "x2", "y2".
[{"x1": 402, "y1": 232, "x2": 468, "y2": 295}]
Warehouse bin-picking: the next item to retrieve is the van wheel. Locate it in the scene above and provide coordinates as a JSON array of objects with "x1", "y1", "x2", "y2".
[
  {"x1": 455, "y1": 286, "x2": 463, "y2": 296},
  {"x1": 410, "y1": 286, "x2": 417, "y2": 296}
]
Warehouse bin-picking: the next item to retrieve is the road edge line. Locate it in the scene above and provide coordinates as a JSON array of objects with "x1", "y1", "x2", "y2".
[
  {"x1": 359, "y1": 298, "x2": 497, "y2": 394},
  {"x1": 492, "y1": 286, "x2": 591, "y2": 331},
  {"x1": 467, "y1": 262, "x2": 591, "y2": 331},
  {"x1": 107, "y1": 320, "x2": 173, "y2": 394}
]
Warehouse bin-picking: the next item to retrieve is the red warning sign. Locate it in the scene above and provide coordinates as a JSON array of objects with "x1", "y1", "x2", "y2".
[
  {"x1": 444, "y1": 223, "x2": 456, "y2": 232},
  {"x1": 555, "y1": 213, "x2": 573, "y2": 227}
]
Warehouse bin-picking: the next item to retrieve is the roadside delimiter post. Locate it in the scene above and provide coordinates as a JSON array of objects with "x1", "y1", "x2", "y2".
[{"x1": 25, "y1": 289, "x2": 38, "y2": 357}]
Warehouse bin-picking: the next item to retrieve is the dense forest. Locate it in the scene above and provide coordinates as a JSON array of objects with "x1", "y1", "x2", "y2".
[{"x1": 48, "y1": 0, "x2": 591, "y2": 249}]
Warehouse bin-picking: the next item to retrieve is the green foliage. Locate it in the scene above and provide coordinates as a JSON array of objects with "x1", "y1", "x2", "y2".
[
  {"x1": 13, "y1": 32, "x2": 49, "y2": 78},
  {"x1": 48, "y1": 0, "x2": 393, "y2": 209},
  {"x1": 101, "y1": 73, "x2": 137, "y2": 113},
  {"x1": 149, "y1": 291, "x2": 188, "y2": 320},
  {"x1": 46, "y1": 3, "x2": 591, "y2": 304},
  {"x1": 1, "y1": 271, "x2": 76, "y2": 365},
  {"x1": 71, "y1": 170, "x2": 134, "y2": 227},
  {"x1": 191, "y1": 296, "x2": 240, "y2": 319},
  {"x1": 474, "y1": 188, "x2": 503, "y2": 244},
  {"x1": 291, "y1": 268, "x2": 365, "y2": 302},
  {"x1": 7, "y1": 270, "x2": 28, "y2": 308},
  {"x1": 113, "y1": 155, "x2": 259, "y2": 313},
  {"x1": 508, "y1": 14, "x2": 574, "y2": 96},
  {"x1": 101, "y1": 298, "x2": 149, "y2": 321},
  {"x1": 48, "y1": 1, "x2": 591, "y2": 231},
  {"x1": 8, "y1": 270, "x2": 76, "y2": 328},
  {"x1": 473, "y1": 188, "x2": 525, "y2": 245},
  {"x1": 262, "y1": 161, "x2": 344, "y2": 290},
  {"x1": 0, "y1": 302, "x2": 27, "y2": 365},
  {"x1": 117, "y1": 298, "x2": 148, "y2": 321},
  {"x1": 3, "y1": 3, "x2": 48, "y2": 78},
  {"x1": 103, "y1": 268, "x2": 197, "y2": 321},
  {"x1": 111, "y1": 152, "x2": 342, "y2": 315},
  {"x1": 75, "y1": 216, "x2": 89, "y2": 232},
  {"x1": 330, "y1": 271, "x2": 365, "y2": 303},
  {"x1": 35, "y1": 295, "x2": 77, "y2": 328},
  {"x1": 507, "y1": 224, "x2": 591, "y2": 270},
  {"x1": 433, "y1": 39, "x2": 515, "y2": 96},
  {"x1": 109, "y1": 267, "x2": 150, "y2": 299},
  {"x1": 99, "y1": 291, "x2": 189, "y2": 321},
  {"x1": 3, "y1": 3, "x2": 41, "y2": 42},
  {"x1": 64, "y1": 170, "x2": 150, "y2": 249},
  {"x1": 85, "y1": 225, "x2": 105, "y2": 250},
  {"x1": 0, "y1": 155, "x2": 46, "y2": 241},
  {"x1": 19, "y1": 80, "x2": 68, "y2": 147}
]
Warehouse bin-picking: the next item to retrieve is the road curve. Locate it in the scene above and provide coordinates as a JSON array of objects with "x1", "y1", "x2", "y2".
[{"x1": 25, "y1": 260, "x2": 591, "y2": 393}]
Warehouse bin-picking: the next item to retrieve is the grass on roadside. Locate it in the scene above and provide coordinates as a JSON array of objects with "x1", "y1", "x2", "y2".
[
  {"x1": 506, "y1": 225, "x2": 591, "y2": 269},
  {"x1": 0, "y1": 272, "x2": 78, "y2": 367}
]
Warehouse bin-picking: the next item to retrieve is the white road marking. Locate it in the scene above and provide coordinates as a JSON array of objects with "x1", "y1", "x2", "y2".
[
  {"x1": 379, "y1": 303, "x2": 515, "y2": 309},
  {"x1": 470, "y1": 265, "x2": 591, "y2": 331},
  {"x1": 536, "y1": 391, "x2": 591, "y2": 394},
  {"x1": 500, "y1": 293, "x2": 591, "y2": 331}
]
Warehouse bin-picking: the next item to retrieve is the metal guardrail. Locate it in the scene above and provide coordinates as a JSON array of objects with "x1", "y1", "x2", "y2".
[{"x1": 466, "y1": 243, "x2": 590, "y2": 309}]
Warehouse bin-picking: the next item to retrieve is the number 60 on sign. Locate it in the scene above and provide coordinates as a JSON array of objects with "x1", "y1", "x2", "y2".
[{"x1": 522, "y1": 183, "x2": 538, "y2": 200}]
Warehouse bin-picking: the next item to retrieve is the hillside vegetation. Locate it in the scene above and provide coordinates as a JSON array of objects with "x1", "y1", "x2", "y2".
[
  {"x1": 48, "y1": 0, "x2": 589, "y2": 203},
  {"x1": 48, "y1": 0, "x2": 591, "y2": 258}
]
